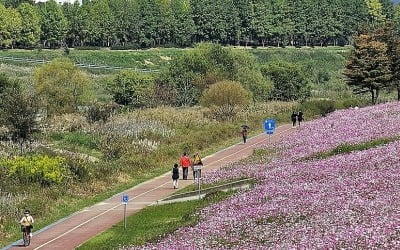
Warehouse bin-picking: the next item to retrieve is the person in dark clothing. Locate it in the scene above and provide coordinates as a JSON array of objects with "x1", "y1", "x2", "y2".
[
  {"x1": 297, "y1": 111, "x2": 304, "y2": 127},
  {"x1": 291, "y1": 111, "x2": 297, "y2": 128},
  {"x1": 241, "y1": 128, "x2": 248, "y2": 144},
  {"x1": 172, "y1": 163, "x2": 179, "y2": 189}
]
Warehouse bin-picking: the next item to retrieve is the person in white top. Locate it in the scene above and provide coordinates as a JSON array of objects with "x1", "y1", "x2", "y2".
[{"x1": 20, "y1": 210, "x2": 34, "y2": 237}]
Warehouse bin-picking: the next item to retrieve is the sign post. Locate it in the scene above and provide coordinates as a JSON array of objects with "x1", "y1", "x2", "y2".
[
  {"x1": 122, "y1": 194, "x2": 129, "y2": 229},
  {"x1": 194, "y1": 165, "x2": 203, "y2": 200},
  {"x1": 264, "y1": 119, "x2": 276, "y2": 143}
]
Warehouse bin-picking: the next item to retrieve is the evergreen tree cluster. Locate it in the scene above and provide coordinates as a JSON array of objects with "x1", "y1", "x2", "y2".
[{"x1": 0, "y1": 0, "x2": 399, "y2": 49}]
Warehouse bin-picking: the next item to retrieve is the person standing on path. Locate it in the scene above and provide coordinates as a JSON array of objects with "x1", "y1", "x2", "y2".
[
  {"x1": 241, "y1": 127, "x2": 248, "y2": 144},
  {"x1": 179, "y1": 152, "x2": 191, "y2": 180},
  {"x1": 172, "y1": 163, "x2": 179, "y2": 189},
  {"x1": 297, "y1": 111, "x2": 304, "y2": 127},
  {"x1": 291, "y1": 111, "x2": 297, "y2": 128},
  {"x1": 192, "y1": 153, "x2": 203, "y2": 182}
]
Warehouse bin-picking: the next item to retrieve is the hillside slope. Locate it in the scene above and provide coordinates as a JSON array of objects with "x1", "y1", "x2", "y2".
[{"x1": 132, "y1": 102, "x2": 400, "y2": 249}]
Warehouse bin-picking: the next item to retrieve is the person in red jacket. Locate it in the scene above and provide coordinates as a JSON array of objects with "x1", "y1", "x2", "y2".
[{"x1": 179, "y1": 152, "x2": 191, "y2": 180}]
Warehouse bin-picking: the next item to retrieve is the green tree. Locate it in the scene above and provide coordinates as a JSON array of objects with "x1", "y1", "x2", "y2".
[
  {"x1": 159, "y1": 43, "x2": 269, "y2": 105},
  {"x1": 192, "y1": 0, "x2": 240, "y2": 44},
  {"x1": 344, "y1": 33, "x2": 392, "y2": 104},
  {"x1": 85, "y1": 0, "x2": 114, "y2": 46},
  {"x1": 252, "y1": 0, "x2": 272, "y2": 46},
  {"x1": 261, "y1": 61, "x2": 311, "y2": 101},
  {"x1": 269, "y1": 0, "x2": 292, "y2": 46},
  {"x1": 63, "y1": 2, "x2": 88, "y2": 47},
  {"x1": 235, "y1": 67, "x2": 273, "y2": 102},
  {"x1": 106, "y1": 70, "x2": 155, "y2": 108},
  {"x1": 0, "y1": 73, "x2": 37, "y2": 143},
  {"x1": 394, "y1": 4, "x2": 400, "y2": 34},
  {"x1": 0, "y1": 4, "x2": 22, "y2": 48},
  {"x1": 171, "y1": 0, "x2": 195, "y2": 46},
  {"x1": 234, "y1": 0, "x2": 254, "y2": 46},
  {"x1": 17, "y1": 2, "x2": 41, "y2": 48},
  {"x1": 200, "y1": 80, "x2": 250, "y2": 120},
  {"x1": 380, "y1": 0, "x2": 394, "y2": 19},
  {"x1": 390, "y1": 35, "x2": 400, "y2": 100},
  {"x1": 340, "y1": 0, "x2": 369, "y2": 45},
  {"x1": 34, "y1": 58, "x2": 93, "y2": 115},
  {"x1": 1, "y1": 0, "x2": 33, "y2": 8},
  {"x1": 108, "y1": 0, "x2": 141, "y2": 46},
  {"x1": 365, "y1": 0, "x2": 386, "y2": 26},
  {"x1": 38, "y1": 0, "x2": 67, "y2": 48}
]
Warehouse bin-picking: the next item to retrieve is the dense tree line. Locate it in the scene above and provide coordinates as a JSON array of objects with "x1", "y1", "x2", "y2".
[{"x1": 0, "y1": 0, "x2": 399, "y2": 49}]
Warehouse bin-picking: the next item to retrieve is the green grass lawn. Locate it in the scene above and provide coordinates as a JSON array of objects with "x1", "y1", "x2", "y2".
[
  {"x1": 0, "y1": 48, "x2": 186, "y2": 72},
  {"x1": 78, "y1": 190, "x2": 234, "y2": 250}
]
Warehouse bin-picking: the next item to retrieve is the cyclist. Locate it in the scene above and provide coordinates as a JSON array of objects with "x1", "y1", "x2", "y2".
[{"x1": 20, "y1": 210, "x2": 34, "y2": 238}]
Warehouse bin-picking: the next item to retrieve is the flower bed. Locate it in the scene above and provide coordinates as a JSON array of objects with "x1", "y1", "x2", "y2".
[{"x1": 130, "y1": 102, "x2": 400, "y2": 249}]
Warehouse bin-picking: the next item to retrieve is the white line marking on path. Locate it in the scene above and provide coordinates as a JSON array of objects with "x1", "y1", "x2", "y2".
[{"x1": 34, "y1": 126, "x2": 292, "y2": 249}]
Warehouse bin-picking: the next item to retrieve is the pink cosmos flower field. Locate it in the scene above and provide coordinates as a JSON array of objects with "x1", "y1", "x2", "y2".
[{"x1": 129, "y1": 102, "x2": 400, "y2": 249}]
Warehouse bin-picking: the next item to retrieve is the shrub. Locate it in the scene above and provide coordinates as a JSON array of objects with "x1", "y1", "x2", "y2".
[
  {"x1": 65, "y1": 156, "x2": 93, "y2": 182},
  {"x1": 261, "y1": 62, "x2": 311, "y2": 101},
  {"x1": 86, "y1": 102, "x2": 118, "y2": 123},
  {"x1": 200, "y1": 80, "x2": 250, "y2": 120},
  {"x1": 100, "y1": 134, "x2": 131, "y2": 160},
  {"x1": 106, "y1": 70, "x2": 155, "y2": 108},
  {"x1": 299, "y1": 99, "x2": 336, "y2": 117},
  {"x1": 0, "y1": 155, "x2": 68, "y2": 186},
  {"x1": 34, "y1": 57, "x2": 94, "y2": 115}
]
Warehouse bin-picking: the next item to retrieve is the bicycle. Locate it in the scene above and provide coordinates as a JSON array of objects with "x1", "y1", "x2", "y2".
[{"x1": 21, "y1": 225, "x2": 31, "y2": 247}]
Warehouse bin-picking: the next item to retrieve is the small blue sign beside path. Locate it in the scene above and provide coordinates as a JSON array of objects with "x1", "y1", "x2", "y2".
[
  {"x1": 122, "y1": 194, "x2": 129, "y2": 204},
  {"x1": 264, "y1": 119, "x2": 276, "y2": 135}
]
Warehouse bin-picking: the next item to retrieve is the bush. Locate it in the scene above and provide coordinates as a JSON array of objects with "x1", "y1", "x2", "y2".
[
  {"x1": 106, "y1": 70, "x2": 155, "y2": 107},
  {"x1": 65, "y1": 156, "x2": 93, "y2": 182},
  {"x1": 100, "y1": 134, "x2": 131, "y2": 160},
  {"x1": 86, "y1": 102, "x2": 118, "y2": 123},
  {"x1": 0, "y1": 155, "x2": 68, "y2": 186},
  {"x1": 299, "y1": 99, "x2": 336, "y2": 117},
  {"x1": 261, "y1": 62, "x2": 311, "y2": 101},
  {"x1": 200, "y1": 80, "x2": 250, "y2": 120},
  {"x1": 34, "y1": 57, "x2": 94, "y2": 115}
]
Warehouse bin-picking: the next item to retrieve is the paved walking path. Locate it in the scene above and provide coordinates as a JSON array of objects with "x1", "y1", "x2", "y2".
[{"x1": 4, "y1": 124, "x2": 293, "y2": 250}]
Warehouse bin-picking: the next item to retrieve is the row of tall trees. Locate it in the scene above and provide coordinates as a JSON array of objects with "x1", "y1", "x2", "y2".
[{"x1": 0, "y1": 0, "x2": 399, "y2": 49}]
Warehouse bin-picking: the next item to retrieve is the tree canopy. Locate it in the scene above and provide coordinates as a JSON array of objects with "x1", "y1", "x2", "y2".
[{"x1": 0, "y1": 0, "x2": 396, "y2": 48}]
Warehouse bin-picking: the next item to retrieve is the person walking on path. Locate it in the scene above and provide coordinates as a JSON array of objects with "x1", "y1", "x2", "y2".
[
  {"x1": 179, "y1": 152, "x2": 191, "y2": 180},
  {"x1": 192, "y1": 153, "x2": 203, "y2": 182},
  {"x1": 241, "y1": 127, "x2": 248, "y2": 144},
  {"x1": 291, "y1": 111, "x2": 297, "y2": 128},
  {"x1": 297, "y1": 111, "x2": 304, "y2": 127},
  {"x1": 172, "y1": 163, "x2": 179, "y2": 189}
]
